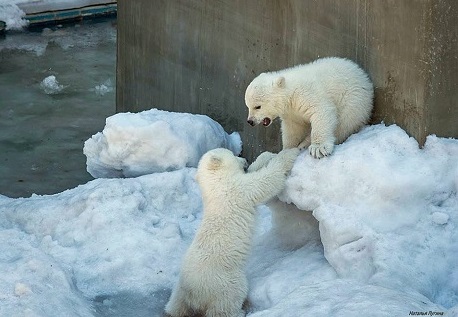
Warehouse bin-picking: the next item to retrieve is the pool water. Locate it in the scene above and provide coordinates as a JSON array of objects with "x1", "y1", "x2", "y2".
[{"x1": 0, "y1": 18, "x2": 116, "y2": 198}]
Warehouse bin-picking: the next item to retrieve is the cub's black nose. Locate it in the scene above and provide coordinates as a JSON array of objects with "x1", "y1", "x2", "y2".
[{"x1": 247, "y1": 119, "x2": 254, "y2": 126}]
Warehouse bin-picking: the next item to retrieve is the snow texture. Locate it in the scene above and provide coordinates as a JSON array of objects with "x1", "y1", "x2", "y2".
[
  {"x1": 0, "y1": 3, "x2": 28, "y2": 30},
  {"x1": 0, "y1": 169, "x2": 202, "y2": 317},
  {"x1": 0, "y1": 122, "x2": 457, "y2": 317},
  {"x1": 40, "y1": 75, "x2": 64, "y2": 94},
  {"x1": 83, "y1": 109, "x2": 242, "y2": 178},
  {"x1": 279, "y1": 124, "x2": 458, "y2": 311}
]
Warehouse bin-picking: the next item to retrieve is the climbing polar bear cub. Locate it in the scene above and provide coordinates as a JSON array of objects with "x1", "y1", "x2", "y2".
[
  {"x1": 245, "y1": 57, "x2": 374, "y2": 158},
  {"x1": 165, "y1": 148, "x2": 299, "y2": 317}
]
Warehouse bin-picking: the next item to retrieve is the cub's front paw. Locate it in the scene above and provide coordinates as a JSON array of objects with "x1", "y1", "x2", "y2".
[
  {"x1": 308, "y1": 142, "x2": 334, "y2": 159},
  {"x1": 297, "y1": 136, "x2": 311, "y2": 150},
  {"x1": 247, "y1": 151, "x2": 276, "y2": 173},
  {"x1": 278, "y1": 148, "x2": 300, "y2": 160},
  {"x1": 277, "y1": 148, "x2": 300, "y2": 170},
  {"x1": 256, "y1": 151, "x2": 276, "y2": 164}
]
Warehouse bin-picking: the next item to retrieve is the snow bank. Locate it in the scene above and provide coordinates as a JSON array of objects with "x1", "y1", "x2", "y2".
[
  {"x1": 280, "y1": 124, "x2": 458, "y2": 309},
  {"x1": 83, "y1": 109, "x2": 242, "y2": 178},
  {"x1": 0, "y1": 122, "x2": 456, "y2": 316},
  {"x1": 0, "y1": 168, "x2": 202, "y2": 317}
]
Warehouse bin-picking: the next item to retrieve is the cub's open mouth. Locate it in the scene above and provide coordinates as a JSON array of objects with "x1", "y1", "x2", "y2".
[{"x1": 262, "y1": 118, "x2": 271, "y2": 126}]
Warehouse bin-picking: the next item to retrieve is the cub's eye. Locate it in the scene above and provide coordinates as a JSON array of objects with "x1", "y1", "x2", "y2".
[{"x1": 254, "y1": 106, "x2": 261, "y2": 110}]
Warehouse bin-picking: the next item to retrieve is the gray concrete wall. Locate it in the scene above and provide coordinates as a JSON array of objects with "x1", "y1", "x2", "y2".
[{"x1": 117, "y1": 0, "x2": 457, "y2": 161}]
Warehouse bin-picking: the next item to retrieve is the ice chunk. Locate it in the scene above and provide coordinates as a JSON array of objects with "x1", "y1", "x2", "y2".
[
  {"x1": 14, "y1": 283, "x2": 32, "y2": 297},
  {"x1": 91, "y1": 79, "x2": 114, "y2": 96},
  {"x1": 40, "y1": 75, "x2": 64, "y2": 95},
  {"x1": 432, "y1": 212, "x2": 449, "y2": 225}
]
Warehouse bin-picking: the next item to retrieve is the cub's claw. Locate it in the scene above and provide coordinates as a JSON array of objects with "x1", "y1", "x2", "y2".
[{"x1": 308, "y1": 142, "x2": 334, "y2": 159}]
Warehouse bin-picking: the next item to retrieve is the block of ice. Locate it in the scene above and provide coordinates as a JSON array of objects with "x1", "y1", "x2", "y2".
[{"x1": 40, "y1": 75, "x2": 64, "y2": 94}]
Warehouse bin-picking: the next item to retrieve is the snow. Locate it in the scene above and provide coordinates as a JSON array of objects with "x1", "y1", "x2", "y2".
[
  {"x1": 0, "y1": 169, "x2": 201, "y2": 316},
  {"x1": 83, "y1": 109, "x2": 242, "y2": 178},
  {"x1": 0, "y1": 118, "x2": 457, "y2": 317},
  {"x1": 0, "y1": 3, "x2": 28, "y2": 30},
  {"x1": 432, "y1": 212, "x2": 450, "y2": 225},
  {"x1": 280, "y1": 124, "x2": 458, "y2": 309},
  {"x1": 40, "y1": 75, "x2": 64, "y2": 94}
]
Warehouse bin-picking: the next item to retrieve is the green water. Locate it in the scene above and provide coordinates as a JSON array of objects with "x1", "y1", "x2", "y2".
[{"x1": 0, "y1": 18, "x2": 116, "y2": 198}]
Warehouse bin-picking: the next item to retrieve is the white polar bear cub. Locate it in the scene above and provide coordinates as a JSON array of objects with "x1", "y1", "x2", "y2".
[
  {"x1": 245, "y1": 57, "x2": 374, "y2": 158},
  {"x1": 165, "y1": 147, "x2": 299, "y2": 317}
]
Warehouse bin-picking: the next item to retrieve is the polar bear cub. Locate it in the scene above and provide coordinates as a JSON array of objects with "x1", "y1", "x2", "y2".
[
  {"x1": 165, "y1": 148, "x2": 299, "y2": 317},
  {"x1": 245, "y1": 57, "x2": 374, "y2": 158}
]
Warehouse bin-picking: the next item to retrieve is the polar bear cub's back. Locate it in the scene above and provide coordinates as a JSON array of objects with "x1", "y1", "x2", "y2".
[
  {"x1": 245, "y1": 57, "x2": 374, "y2": 158},
  {"x1": 302, "y1": 58, "x2": 374, "y2": 142},
  {"x1": 266, "y1": 57, "x2": 373, "y2": 143}
]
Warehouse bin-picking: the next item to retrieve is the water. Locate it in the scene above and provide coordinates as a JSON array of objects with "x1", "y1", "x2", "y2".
[{"x1": 0, "y1": 18, "x2": 116, "y2": 198}]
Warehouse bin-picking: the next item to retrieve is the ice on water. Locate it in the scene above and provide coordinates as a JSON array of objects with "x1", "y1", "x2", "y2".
[
  {"x1": 40, "y1": 75, "x2": 64, "y2": 94},
  {"x1": 0, "y1": 108, "x2": 457, "y2": 317},
  {"x1": 91, "y1": 79, "x2": 114, "y2": 96}
]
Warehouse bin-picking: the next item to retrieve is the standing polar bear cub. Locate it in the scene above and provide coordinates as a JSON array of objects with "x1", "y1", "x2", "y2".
[
  {"x1": 245, "y1": 57, "x2": 374, "y2": 158},
  {"x1": 165, "y1": 148, "x2": 299, "y2": 317}
]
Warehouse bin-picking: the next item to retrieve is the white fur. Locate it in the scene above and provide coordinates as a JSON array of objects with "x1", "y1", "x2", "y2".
[
  {"x1": 245, "y1": 57, "x2": 374, "y2": 158},
  {"x1": 165, "y1": 148, "x2": 299, "y2": 317}
]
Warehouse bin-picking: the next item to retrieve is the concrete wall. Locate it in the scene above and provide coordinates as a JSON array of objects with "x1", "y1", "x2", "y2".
[{"x1": 117, "y1": 0, "x2": 457, "y2": 161}]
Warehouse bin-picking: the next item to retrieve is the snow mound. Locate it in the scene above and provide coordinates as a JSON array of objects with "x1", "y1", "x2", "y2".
[
  {"x1": 0, "y1": 123, "x2": 456, "y2": 316},
  {"x1": 84, "y1": 109, "x2": 242, "y2": 178},
  {"x1": 280, "y1": 124, "x2": 458, "y2": 308},
  {"x1": 40, "y1": 75, "x2": 64, "y2": 94},
  {"x1": 0, "y1": 169, "x2": 202, "y2": 317},
  {"x1": 0, "y1": 4, "x2": 27, "y2": 30}
]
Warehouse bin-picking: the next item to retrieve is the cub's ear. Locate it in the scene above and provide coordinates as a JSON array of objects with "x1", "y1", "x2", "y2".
[
  {"x1": 207, "y1": 155, "x2": 223, "y2": 171},
  {"x1": 274, "y1": 76, "x2": 285, "y2": 88}
]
